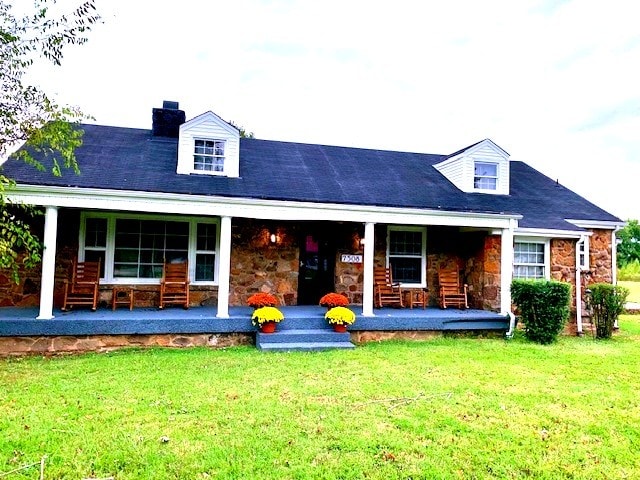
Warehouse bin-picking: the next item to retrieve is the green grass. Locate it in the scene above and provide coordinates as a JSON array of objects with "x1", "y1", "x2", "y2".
[
  {"x1": 619, "y1": 280, "x2": 640, "y2": 303},
  {"x1": 2, "y1": 319, "x2": 640, "y2": 479}
]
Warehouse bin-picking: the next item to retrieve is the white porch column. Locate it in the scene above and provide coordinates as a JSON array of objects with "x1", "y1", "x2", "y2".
[
  {"x1": 37, "y1": 206, "x2": 59, "y2": 320},
  {"x1": 500, "y1": 219, "x2": 515, "y2": 315},
  {"x1": 216, "y1": 215, "x2": 232, "y2": 318},
  {"x1": 362, "y1": 222, "x2": 375, "y2": 317}
]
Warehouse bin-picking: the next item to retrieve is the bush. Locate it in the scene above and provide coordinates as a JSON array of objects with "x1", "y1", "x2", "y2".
[
  {"x1": 511, "y1": 280, "x2": 571, "y2": 344},
  {"x1": 587, "y1": 283, "x2": 629, "y2": 339}
]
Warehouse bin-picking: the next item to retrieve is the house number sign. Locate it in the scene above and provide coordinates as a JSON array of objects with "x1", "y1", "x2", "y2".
[{"x1": 341, "y1": 254, "x2": 363, "y2": 263}]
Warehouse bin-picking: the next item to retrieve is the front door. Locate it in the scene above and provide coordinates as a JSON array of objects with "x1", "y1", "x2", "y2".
[{"x1": 297, "y1": 229, "x2": 336, "y2": 305}]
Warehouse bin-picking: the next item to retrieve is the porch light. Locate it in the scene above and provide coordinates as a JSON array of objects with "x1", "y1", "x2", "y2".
[{"x1": 270, "y1": 233, "x2": 277, "y2": 244}]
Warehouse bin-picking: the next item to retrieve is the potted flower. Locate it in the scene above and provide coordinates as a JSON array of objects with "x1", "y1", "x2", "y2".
[
  {"x1": 252, "y1": 306, "x2": 284, "y2": 333},
  {"x1": 247, "y1": 292, "x2": 278, "y2": 308},
  {"x1": 319, "y1": 292, "x2": 349, "y2": 309},
  {"x1": 325, "y1": 306, "x2": 356, "y2": 332}
]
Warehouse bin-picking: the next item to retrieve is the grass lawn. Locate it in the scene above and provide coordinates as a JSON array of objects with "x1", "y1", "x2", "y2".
[
  {"x1": 619, "y1": 280, "x2": 640, "y2": 303},
  {"x1": 2, "y1": 319, "x2": 640, "y2": 479}
]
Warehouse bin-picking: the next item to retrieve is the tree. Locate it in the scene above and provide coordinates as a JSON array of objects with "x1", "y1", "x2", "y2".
[
  {"x1": 0, "y1": 0, "x2": 100, "y2": 282},
  {"x1": 228, "y1": 120, "x2": 255, "y2": 139},
  {"x1": 617, "y1": 219, "x2": 640, "y2": 267}
]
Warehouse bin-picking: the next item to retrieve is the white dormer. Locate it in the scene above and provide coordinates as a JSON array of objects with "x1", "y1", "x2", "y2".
[
  {"x1": 177, "y1": 111, "x2": 240, "y2": 177},
  {"x1": 433, "y1": 139, "x2": 510, "y2": 195}
]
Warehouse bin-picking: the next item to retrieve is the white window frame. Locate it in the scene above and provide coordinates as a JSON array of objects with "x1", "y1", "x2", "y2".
[
  {"x1": 578, "y1": 236, "x2": 590, "y2": 271},
  {"x1": 79, "y1": 212, "x2": 220, "y2": 285},
  {"x1": 473, "y1": 160, "x2": 499, "y2": 191},
  {"x1": 513, "y1": 237, "x2": 550, "y2": 281},
  {"x1": 386, "y1": 226, "x2": 427, "y2": 287},
  {"x1": 193, "y1": 138, "x2": 226, "y2": 174}
]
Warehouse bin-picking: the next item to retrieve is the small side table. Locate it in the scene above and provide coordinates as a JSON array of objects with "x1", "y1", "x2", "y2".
[
  {"x1": 404, "y1": 288, "x2": 428, "y2": 309},
  {"x1": 112, "y1": 286, "x2": 134, "y2": 311}
]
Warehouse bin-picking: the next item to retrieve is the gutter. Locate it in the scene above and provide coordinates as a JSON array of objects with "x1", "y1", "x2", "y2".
[{"x1": 575, "y1": 236, "x2": 587, "y2": 336}]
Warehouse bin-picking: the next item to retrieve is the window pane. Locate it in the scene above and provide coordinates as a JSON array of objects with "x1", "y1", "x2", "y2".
[
  {"x1": 474, "y1": 177, "x2": 497, "y2": 189},
  {"x1": 114, "y1": 219, "x2": 188, "y2": 279},
  {"x1": 389, "y1": 230, "x2": 422, "y2": 255},
  {"x1": 474, "y1": 162, "x2": 497, "y2": 176},
  {"x1": 85, "y1": 218, "x2": 107, "y2": 248},
  {"x1": 197, "y1": 224, "x2": 217, "y2": 251},
  {"x1": 193, "y1": 139, "x2": 225, "y2": 172},
  {"x1": 84, "y1": 250, "x2": 105, "y2": 277},
  {"x1": 196, "y1": 253, "x2": 215, "y2": 281},
  {"x1": 514, "y1": 242, "x2": 546, "y2": 280},
  {"x1": 391, "y1": 258, "x2": 422, "y2": 284}
]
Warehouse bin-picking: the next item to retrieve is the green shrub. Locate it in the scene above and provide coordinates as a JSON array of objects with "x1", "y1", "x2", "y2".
[
  {"x1": 511, "y1": 280, "x2": 571, "y2": 344},
  {"x1": 587, "y1": 283, "x2": 629, "y2": 339}
]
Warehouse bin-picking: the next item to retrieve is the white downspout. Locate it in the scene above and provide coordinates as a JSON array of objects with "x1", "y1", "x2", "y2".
[
  {"x1": 501, "y1": 219, "x2": 516, "y2": 337},
  {"x1": 37, "y1": 206, "x2": 59, "y2": 320},
  {"x1": 575, "y1": 236, "x2": 585, "y2": 336},
  {"x1": 612, "y1": 227, "x2": 621, "y2": 329},
  {"x1": 612, "y1": 227, "x2": 620, "y2": 285},
  {"x1": 362, "y1": 222, "x2": 375, "y2": 317}
]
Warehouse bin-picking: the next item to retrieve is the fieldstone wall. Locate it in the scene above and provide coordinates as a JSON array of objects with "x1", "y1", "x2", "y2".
[
  {"x1": 479, "y1": 235, "x2": 502, "y2": 311},
  {"x1": 0, "y1": 333, "x2": 253, "y2": 356},
  {"x1": 229, "y1": 220, "x2": 299, "y2": 306},
  {"x1": 426, "y1": 227, "x2": 493, "y2": 309},
  {"x1": 586, "y1": 229, "x2": 614, "y2": 284}
]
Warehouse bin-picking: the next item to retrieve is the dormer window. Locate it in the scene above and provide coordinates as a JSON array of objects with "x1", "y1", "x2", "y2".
[
  {"x1": 177, "y1": 111, "x2": 240, "y2": 177},
  {"x1": 433, "y1": 139, "x2": 510, "y2": 195},
  {"x1": 474, "y1": 161, "x2": 498, "y2": 190},
  {"x1": 194, "y1": 139, "x2": 225, "y2": 172}
]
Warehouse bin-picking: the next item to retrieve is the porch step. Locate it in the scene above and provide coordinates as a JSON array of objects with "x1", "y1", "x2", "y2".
[{"x1": 256, "y1": 328, "x2": 355, "y2": 352}]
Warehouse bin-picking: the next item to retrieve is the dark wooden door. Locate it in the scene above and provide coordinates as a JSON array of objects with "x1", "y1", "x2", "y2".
[{"x1": 297, "y1": 229, "x2": 336, "y2": 305}]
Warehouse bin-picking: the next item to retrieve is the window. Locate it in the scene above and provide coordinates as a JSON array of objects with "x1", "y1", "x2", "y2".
[
  {"x1": 474, "y1": 161, "x2": 498, "y2": 190},
  {"x1": 387, "y1": 226, "x2": 427, "y2": 285},
  {"x1": 578, "y1": 237, "x2": 589, "y2": 270},
  {"x1": 114, "y1": 219, "x2": 189, "y2": 278},
  {"x1": 80, "y1": 213, "x2": 219, "y2": 284},
  {"x1": 194, "y1": 139, "x2": 225, "y2": 172},
  {"x1": 83, "y1": 217, "x2": 107, "y2": 276},
  {"x1": 195, "y1": 223, "x2": 217, "y2": 281},
  {"x1": 514, "y1": 241, "x2": 548, "y2": 280}
]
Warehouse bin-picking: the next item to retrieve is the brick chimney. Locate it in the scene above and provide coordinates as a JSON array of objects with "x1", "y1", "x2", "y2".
[{"x1": 152, "y1": 101, "x2": 186, "y2": 138}]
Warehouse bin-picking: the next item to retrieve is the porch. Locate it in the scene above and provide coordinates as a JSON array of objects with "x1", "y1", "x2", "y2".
[{"x1": 0, "y1": 306, "x2": 509, "y2": 337}]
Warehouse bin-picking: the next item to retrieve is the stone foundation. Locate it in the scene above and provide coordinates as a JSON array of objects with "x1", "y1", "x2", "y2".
[
  {"x1": 0, "y1": 333, "x2": 253, "y2": 356},
  {"x1": 351, "y1": 330, "x2": 443, "y2": 343}
]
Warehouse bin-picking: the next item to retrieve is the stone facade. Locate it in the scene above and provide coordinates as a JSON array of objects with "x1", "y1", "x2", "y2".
[
  {"x1": 229, "y1": 220, "x2": 300, "y2": 306},
  {"x1": 0, "y1": 333, "x2": 253, "y2": 356}
]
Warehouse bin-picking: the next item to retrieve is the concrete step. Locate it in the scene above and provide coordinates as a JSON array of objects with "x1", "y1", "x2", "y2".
[
  {"x1": 256, "y1": 329, "x2": 351, "y2": 344},
  {"x1": 256, "y1": 328, "x2": 355, "y2": 351},
  {"x1": 257, "y1": 341, "x2": 356, "y2": 352},
  {"x1": 271, "y1": 318, "x2": 329, "y2": 330}
]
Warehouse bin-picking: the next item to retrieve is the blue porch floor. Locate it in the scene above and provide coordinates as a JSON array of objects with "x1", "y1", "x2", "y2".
[{"x1": 0, "y1": 306, "x2": 509, "y2": 336}]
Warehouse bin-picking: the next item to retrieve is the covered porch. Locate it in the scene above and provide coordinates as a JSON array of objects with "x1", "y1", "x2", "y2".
[{"x1": 0, "y1": 305, "x2": 509, "y2": 336}]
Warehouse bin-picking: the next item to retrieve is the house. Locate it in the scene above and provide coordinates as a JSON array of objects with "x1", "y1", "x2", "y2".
[{"x1": 0, "y1": 101, "x2": 623, "y2": 350}]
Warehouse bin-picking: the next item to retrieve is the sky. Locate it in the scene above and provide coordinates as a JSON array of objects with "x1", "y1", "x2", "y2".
[{"x1": 20, "y1": 0, "x2": 640, "y2": 221}]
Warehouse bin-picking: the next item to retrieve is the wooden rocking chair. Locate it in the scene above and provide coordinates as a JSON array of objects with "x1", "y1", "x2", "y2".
[
  {"x1": 374, "y1": 267, "x2": 404, "y2": 308},
  {"x1": 159, "y1": 261, "x2": 190, "y2": 309},
  {"x1": 61, "y1": 259, "x2": 101, "y2": 311},
  {"x1": 438, "y1": 268, "x2": 469, "y2": 309}
]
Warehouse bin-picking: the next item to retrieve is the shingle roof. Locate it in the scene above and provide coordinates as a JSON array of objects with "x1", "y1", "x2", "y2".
[{"x1": 2, "y1": 124, "x2": 621, "y2": 229}]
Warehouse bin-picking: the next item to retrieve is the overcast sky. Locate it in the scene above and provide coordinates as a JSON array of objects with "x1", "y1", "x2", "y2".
[{"x1": 23, "y1": 0, "x2": 640, "y2": 221}]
